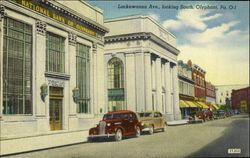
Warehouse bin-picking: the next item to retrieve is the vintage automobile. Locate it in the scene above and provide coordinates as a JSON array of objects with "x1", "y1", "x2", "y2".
[
  {"x1": 204, "y1": 110, "x2": 214, "y2": 120},
  {"x1": 138, "y1": 111, "x2": 167, "y2": 134},
  {"x1": 189, "y1": 111, "x2": 206, "y2": 122},
  {"x1": 88, "y1": 110, "x2": 141, "y2": 141}
]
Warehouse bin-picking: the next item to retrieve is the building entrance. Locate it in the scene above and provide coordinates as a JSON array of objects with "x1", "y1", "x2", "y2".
[{"x1": 49, "y1": 87, "x2": 63, "y2": 131}]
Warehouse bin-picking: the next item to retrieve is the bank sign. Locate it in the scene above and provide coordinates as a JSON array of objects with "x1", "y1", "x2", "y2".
[{"x1": 12, "y1": 0, "x2": 97, "y2": 36}]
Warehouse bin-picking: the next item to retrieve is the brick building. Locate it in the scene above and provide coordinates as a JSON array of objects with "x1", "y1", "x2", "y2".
[{"x1": 231, "y1": 86, "x2": 250, "y2": 113}]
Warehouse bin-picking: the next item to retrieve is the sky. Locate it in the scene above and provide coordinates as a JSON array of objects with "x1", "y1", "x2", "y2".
[{"x1": 87, "y1": 1, "x2": 249, "y2": 86}]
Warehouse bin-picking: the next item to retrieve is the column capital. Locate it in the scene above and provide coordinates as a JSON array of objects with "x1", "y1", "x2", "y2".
[
  {"x1": 68, "y1": 32, "x2": 77, "y2": 46},
  {"x1": 36, "y1": 20, "x2": 46, "y2": 36},
  {"x1": 0, "y1": 5, "x2": 6, "y2": 21}
]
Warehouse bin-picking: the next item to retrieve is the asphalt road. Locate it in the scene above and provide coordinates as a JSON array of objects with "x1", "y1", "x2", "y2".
[{"x1": 4, "y1": 114, "x2": 249, "y2": 158}]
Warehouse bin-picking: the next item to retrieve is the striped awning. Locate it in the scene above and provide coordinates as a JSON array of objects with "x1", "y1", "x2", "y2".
[
  {"x1": 185, "y1": 101, "x2": 198, "y2": 108},
  {"x1": 179, "y1": 100, "x2": 190, "y2": 108},
  {"x1": 211, "y1": 104, "x2": 219, "y2": 109},
  {"x1": 197, "y1": 101, "x2": 209, "y2": 109}
]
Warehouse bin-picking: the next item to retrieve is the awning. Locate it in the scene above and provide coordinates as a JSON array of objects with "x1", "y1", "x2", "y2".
[
  {"x1": 179, "y1": 100, "x2": 190, "y2": 108},
  {"x1": 197, "y1": 101, "x2": 209, "y2": 109},
  {"x1": 211, "y1": 104, "x2": 219, "y2": 109},
  {"x1": 185, "y1": 101, "x2": 198, "y2": 108}
]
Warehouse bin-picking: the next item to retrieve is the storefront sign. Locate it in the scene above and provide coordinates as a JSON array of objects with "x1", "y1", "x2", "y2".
[{"x1": 12, "y1": 0, "x2": 96, "y2": 36}]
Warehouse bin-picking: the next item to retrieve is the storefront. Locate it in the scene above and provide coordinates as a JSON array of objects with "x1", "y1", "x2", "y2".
[{"x1": 0, "y1": 0, "x2": 108, "y2": 155}]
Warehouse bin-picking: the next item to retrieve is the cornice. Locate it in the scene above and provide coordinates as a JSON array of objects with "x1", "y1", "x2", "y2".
[{"x1": 105, "y1": 32, "x2": 180, "y2": 56}]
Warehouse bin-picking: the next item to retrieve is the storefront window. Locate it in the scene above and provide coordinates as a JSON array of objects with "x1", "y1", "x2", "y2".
[
  {"x1": 76, "y1": 43, "x2": 90, "y2": 113},
  {"x1": 2, "y1": 17, "x2": 32, "y2": 114},
  {"x1": 46, "y1": 33, "x2": 65, "y2": 73}
]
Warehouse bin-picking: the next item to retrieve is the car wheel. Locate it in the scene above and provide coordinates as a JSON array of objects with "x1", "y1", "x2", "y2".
[
  {"x1": 148, "y1": 125, "x2": 154, "y2": 135},
  {"x1": 162, "y1": 123, "x2": 167, "y2": 132},
  {"x1": 135, "y1": 126, "x2": 141, "y2": 137},
  {"x1": 115, "y1": 129, "x2": 122, "y2": 141}
]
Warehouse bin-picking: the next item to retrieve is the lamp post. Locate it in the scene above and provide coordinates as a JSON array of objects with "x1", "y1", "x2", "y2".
[
  {"x1": 72, "y1": 88, "x2": 80, "y2": 103},
  {"x1": 40, "y1": 83, "x2": 48, "y2": 101}
]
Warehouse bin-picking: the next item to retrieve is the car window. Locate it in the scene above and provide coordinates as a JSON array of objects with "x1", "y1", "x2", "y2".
[
  {"x1": 158, "y1": 112, "x2": 162, "y2": 117},
  {"x1": 123, "y1": 113, "x2": 129, "y2": 119},
  {"x1": 103, "y1": 113, "x2": 122, "y2": 120},
  {"x1": 129, "y1": 113, "x2": 135, "y2": 118},
  {"x1": 139, "y1": 113, "x2": 153, "y2": 117},
  {"x1": 154, "y1": 113, "x2": 158, "y2": 117}
]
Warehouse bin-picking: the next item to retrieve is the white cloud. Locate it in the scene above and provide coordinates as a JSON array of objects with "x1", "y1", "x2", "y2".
[
  {"x1": 178, "y1": 26, "x2": 249, "y2": 85},
  {"x1": 163, "y1": 9, "x2": 222, "y2": 31}
]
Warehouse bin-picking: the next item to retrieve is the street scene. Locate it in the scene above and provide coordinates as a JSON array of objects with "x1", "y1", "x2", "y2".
[
  {"x1": 3, "y1": 114, "x2": 249, "y2": 158},
  {"x1": 0, "y1": 0, "x2": 249, "y2": 157}
]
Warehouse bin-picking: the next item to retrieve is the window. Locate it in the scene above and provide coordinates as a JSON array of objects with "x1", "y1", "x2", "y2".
[
  {"x1": 76, "y1": 43, "x2": 90, "y2": 113},
  {"x1": 108, "y1": 58, "x2": 124, "y2": 112},
  {"x1": 2, "y1": 17, "x2": 32, "y2": 114},
  {"x1": 46, "y1": 33, "x2": 65, "y2": 73}
]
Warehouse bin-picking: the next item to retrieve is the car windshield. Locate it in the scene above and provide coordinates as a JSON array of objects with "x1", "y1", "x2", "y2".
[
  {"x1": 103, "y1": 114, "x2": 122, "y2": 120},
  {"x1": 139, "y1": 113, "x2": 153, "y2": 117}
]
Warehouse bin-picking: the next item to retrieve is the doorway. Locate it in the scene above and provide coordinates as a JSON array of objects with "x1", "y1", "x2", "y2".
[{"x1": 49, "y1": 87, "x2": 63, "y2": 131}]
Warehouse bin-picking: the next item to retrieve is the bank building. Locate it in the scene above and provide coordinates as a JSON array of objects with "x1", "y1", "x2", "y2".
[{"x1": 0, "y1": 1, "x2": 180, "y2": 155}]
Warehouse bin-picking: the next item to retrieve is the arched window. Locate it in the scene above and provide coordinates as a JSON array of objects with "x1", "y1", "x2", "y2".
[{"x1": 107, "y1": 58, "x2": 124, "y2": 112}]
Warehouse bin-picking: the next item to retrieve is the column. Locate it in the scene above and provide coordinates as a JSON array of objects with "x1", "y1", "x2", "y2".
[
  {"x1": 173, "y1": 64, "x2": 181, "y2": 120},
  {"x1": 165, "y1": 61, "x2": 173, "y2": 120},
  {"x1": 125, "y1": 53, "x2": 136, "y2": 111},
  {"x1": 35, "y1": 20, "x2": 49, "y2": 132},
  {"x1": 135, "y1": 52, "x2": 145, "y2": 112},
  {"x1": 68, "y1": 32, "x2": 78, "y2": 130},
  {"x1": 0, "y1": 5, "x2": 5, "y2": 118},
  {"x1": 155, "y1": 57, "x2": 162, "y2": 112},
  {"x1": 144, "y1": 52, "x2": 152, "y2": 111},
  {"x1": 92, "y1": 43, "x2": 98, "y2": 114}
]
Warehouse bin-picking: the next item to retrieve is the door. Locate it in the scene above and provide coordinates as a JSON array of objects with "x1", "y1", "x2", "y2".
[{"x1": 49, "y1": 87, "x2": 63, "y2": 131}]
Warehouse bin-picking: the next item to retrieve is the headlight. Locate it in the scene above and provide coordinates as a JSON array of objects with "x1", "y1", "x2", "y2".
[
  {"x1": 141, "y1": 123, "x2": 144, "y2": 126},
  {"x1": 107, "y1": 123, "x2": 111, "y2": 126}
]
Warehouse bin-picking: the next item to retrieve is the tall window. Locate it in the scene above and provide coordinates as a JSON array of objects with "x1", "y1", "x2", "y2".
[
  {"x1": 76, "y1": 43, "x2": 90, "y2": 113},
  {"x1": 46, "y1": 33, "x2": 65, "y2": 73},
  {"x1": 2, "y1": 17, "x2": 32, "y2": 114},
  {"x1": 108, "y1": 58, "x2": 124, "y2": 112}
]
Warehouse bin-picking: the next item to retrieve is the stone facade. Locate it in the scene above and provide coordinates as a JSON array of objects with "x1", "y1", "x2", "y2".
[{"x1": 104, "y1": 15, "x2": 181, "y2": 121}]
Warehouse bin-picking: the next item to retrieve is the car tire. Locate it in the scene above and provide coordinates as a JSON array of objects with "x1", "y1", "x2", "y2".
[
  {"x1": 162, "y1": 123, "x2": 167, "y2": 132},
  {"x1": 148, "y1": 125, "x2": 154, "y2": 135},
  {"x1": 115, "y1": 129, "x2": 122, "y2": 141},
  {"x1": 135, "y1": 126, "x2": 141, "y2": 137}
]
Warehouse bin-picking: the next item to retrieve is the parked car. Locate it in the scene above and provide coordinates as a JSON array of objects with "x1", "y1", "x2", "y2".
[
  {"x1": 138, "y1": 111, "x2": 167, "y2": 134},
  {"x1": 204, "y1": 110, "x2": 214, "y2": 120},
  {"x1": 217, "y1": 110, "x2": 226, "y2": 118},
  {"x1": 189, "y1": 111, "x2": 206, "y2": 122},
  {"x1": 88, "y1": 110, "x2": 141, "y2": 142}
]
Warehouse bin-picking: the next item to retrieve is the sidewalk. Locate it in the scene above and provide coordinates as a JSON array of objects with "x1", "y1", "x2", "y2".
[{"x1": 167, "y1": 119, "x2": 189, "y2": 126}]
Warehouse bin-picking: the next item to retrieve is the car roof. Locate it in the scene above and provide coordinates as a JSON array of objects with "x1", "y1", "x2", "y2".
[
  {"x1": 105, "y1": 110, "x2": 135, "y2": 114},
  {"x1": 138, "y1": 111, "x2": 159, "y2": 113}
]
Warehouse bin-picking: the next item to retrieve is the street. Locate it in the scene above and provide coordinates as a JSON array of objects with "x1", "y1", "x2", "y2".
[{"x1": 4, "y1": 114, "x2": 249, "y2": 158}]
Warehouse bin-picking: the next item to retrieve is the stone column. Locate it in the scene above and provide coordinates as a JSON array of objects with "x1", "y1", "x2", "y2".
[
  {"x1": 125, "y1": 53, "x2": 136, "y2": 111},
  {"x1": 135, "y1": 52, "x2": 145, "y2": 112},
  {"x1": 151, "y1": 58, "x2": 156, "y2": 110},
  {"x1": 165, "y1": 61, "x2": 173, "y2": 120},
  {"x1": 0, "y1": 5, "x2": 5, "y2": 117},
  {"x1": 155, "y1": 57, "x2": 162, "y2": 112},
  {"x1": 92, "y1": 43, "x2": 98, "y2": 114},
  {"x1": 68, "y1": 32, "x2": 78, "y2": 130},
  {"x1": 144, "y1": 52, "x2": 152, "y2": 111},
  {"x1": 173, "y1": 64, "x2": 181, "y2": 120},
  {"x1": 35, "y1": 20, "x2": 49, "y2": 132}
]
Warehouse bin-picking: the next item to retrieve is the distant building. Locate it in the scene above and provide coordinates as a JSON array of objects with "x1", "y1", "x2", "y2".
[
  {"x1": 178, "y1": 60, "x2": 195, "y2": 118},
  {"x1": 205, "y1": 81, "x2": 216, "y2": 104},
  {"x1": 231, "y1": 87, "x2": 250, "y2": 113},
  {"x1": 192, "y1": 63, "x2": 206, "y2": 102},
  {"x1": 215, "y1": 84, "x2": 249, "y2": 105}
]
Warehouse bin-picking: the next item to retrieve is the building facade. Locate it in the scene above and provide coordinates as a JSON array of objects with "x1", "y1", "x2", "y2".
[
  {"x1": 177, "y1": 60, "x2": 195, "y2": 118},
  {"x1": 0, "y1": 0, "x2": 108, "y2": 155},
  {"x1": 215, "y1": 84, "x2": 249, "y2": 106},
  {"x1": 205, "y1": 81, "x2": 216, "y2": 104},
  {"x1": 231, "y1": 87, "x2": 250, "y2": 113},
  {"x1": 104, "y1": 15, "x2": 181, "y2": 121}
]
